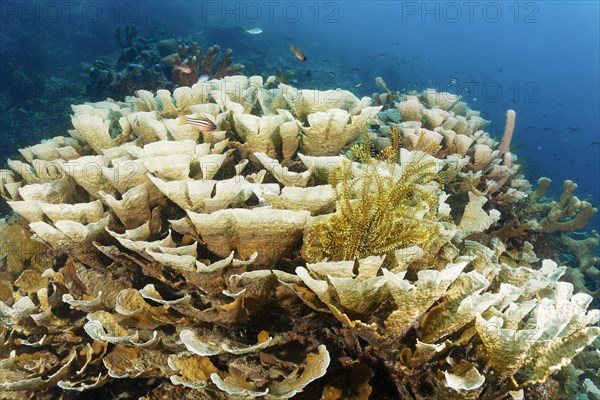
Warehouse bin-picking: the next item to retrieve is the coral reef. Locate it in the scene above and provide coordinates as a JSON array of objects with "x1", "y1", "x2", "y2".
[
  {"x1": 562, "y1": 230, "x2": 600, "y2": 297},
  {"x1": 493, "y1": 177, "x2": 598, "y2": 278},
  {"x1": 376, "y1": 87, "x2": 526, "y2": 211},
  {"x1": 525, "y1": 178, "x2": 598, "y2": 233},
  {"x1": 0, "y1": 70, "x2": 85, "y2": 171},
  {"x1": 0, "y1": 76, "x2": 598, "y2": 399},
  {"x1": 169, "y1": 44, "x2": 244, "y2": 87},
  {"x1": 372, "y1": 84, "x2": 597, "y2": 264},
  {"x1": 273, "y1": 68, "x2": 295, "y2": 84},
  {"x1": 372, "y1": 76, "x2": 397, "y2": 110},
  {"x1": 115, "y1": 25, "x2": 138, "y2": 49},
  {"x1": 86, "y1": 30, "x2": 172, "y2": 101},
  {"x1": 86, "y1": 29, "x2": 243, "y2": 101}
]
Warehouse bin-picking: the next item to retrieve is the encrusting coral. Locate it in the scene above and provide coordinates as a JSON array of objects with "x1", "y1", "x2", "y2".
[{"x1": 0, "y1": 76, "x2": 598, "y2": 400}]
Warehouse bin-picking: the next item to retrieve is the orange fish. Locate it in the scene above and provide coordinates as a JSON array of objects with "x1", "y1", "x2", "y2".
[{"x1": 289, "y1": 44, "x2": 307, "y2": 61}]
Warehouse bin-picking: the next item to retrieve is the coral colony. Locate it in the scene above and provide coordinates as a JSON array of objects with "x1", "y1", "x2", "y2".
[
  {"x1": 87, "y1": 33, "x2": 243, "y2": 102},
  {"x1": 0, "y1": 75, "x2": 599, "y2": 399}
]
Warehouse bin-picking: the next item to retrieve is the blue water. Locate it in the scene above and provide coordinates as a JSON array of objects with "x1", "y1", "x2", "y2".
[{"x1": 1, "y1": 0, "x2": 599, "y2": 228}]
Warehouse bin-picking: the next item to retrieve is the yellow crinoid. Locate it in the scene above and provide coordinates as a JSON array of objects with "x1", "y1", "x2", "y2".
[{"x1": 305, "y1": 131, "x2": 442, "y2": 262}]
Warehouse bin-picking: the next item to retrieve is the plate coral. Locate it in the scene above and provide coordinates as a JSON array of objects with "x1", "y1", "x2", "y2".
[{"x1": 0, "y1": 76, "x2": 598, "y2": 399}]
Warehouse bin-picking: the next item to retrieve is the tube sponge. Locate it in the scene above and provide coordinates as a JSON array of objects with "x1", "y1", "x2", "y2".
[{"x1": 498, "y1": 109, "x2": 516, "y2": 156}]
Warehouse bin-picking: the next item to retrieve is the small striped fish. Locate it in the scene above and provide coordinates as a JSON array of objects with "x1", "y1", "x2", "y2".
[{"x1": 185, "y1": 116, "x2": 216, "y2": 132}]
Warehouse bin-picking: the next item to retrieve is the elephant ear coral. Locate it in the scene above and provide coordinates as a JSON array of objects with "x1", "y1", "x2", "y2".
[
  {"x1": 475, "y1": 281, "x2": 600, "y2": 387},
  {"x1": 0, "y1": 77, "x2": 598, "y2": 400}
]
